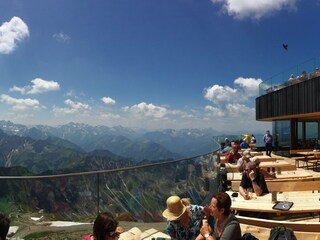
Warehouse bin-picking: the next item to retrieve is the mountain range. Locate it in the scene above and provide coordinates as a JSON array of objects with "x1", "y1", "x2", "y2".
[{"x1": 0, "y1": 120, "x2": 221, "y2": 174}]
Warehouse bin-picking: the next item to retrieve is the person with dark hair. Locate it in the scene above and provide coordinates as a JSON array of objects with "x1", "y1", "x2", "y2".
[
  {"x1": 83, "y1": 212, "x2": 123, "y2": 240},
  {"x1": 162, "y1": 196, "x2": 206, "y2": 240},
  {"x1": 0, "y1": 213, "x2": 10, "y2": 240},
  {"x1": 225, "y1": 146, "x2": 241, "y2": 164},
  {"x1": 199, "y1": 192, "x2": 241, "y2": 240}
]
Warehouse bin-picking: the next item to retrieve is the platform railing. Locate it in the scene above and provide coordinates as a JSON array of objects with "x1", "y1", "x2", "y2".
[
  {"x1": 0, "y1": 141, "x2": 221, "y2": 237},
  {"x1": 259, "y1": 56, "x2": 320, "y2": 96}
]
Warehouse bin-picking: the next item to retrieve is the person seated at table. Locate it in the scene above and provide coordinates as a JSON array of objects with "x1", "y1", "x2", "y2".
[
  {"x1": 83, "y1": 211, "x2": 124, "y2": 240},
  {"x1": 252, "y1": 157, "x2": 275, "y2": 179},
  {"x1": 250, "y1": 134, "x2": 256, "y2": 144},
  {"x1": 240, "y1": 139, "x2": 249, "y2": 149},
  {"x1": 236, "y1": 150, "x2": 252, "y2": 172},
  {"x1": 233, "y1": 139, "x2": 241, "y2": 150},
  {"x1": 314, "y1": 139, "x2": 320, "y2": 151},
  {"x1": 221, "y1": 144, "x2": 232, "y2": 154},
  {"x1": 162, "y1": 195, "x2": 206, "y2": 240},
  {"x1": 199, "y1": 192, "x2": 241, "y2": 240},
  {"x1": 225, "y1": 146, "x2": 241, "y2": 164},
  {"x1": 239, "y1": 162, "x2": 269, "y2": 200}
]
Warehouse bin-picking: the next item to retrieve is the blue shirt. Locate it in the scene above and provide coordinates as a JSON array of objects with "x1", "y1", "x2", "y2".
[{"x1": 166, "y1": 205, "x2": 204, "y2": 240}]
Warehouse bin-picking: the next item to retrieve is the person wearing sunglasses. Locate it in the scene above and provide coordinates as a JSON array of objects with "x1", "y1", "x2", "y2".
[
  {"x1": 239, "y1": 162, "x2": 269, "y2": 200},
  {"x1": 83, "y1": 212, "x2": 124, "y2": 240}
]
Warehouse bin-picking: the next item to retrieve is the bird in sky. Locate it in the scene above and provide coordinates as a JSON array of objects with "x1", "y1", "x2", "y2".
[{"x1": 283, "y1": 43, "x2": 288, "y2": 50}]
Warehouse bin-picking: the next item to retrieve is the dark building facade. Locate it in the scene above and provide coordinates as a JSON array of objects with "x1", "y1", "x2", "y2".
[{"x1": 256, "y1": 76, "x2": 320, "y2": 155}]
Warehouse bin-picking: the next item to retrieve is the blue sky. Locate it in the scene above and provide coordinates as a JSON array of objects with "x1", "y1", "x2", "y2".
[{"x1": 0, "y1": 0, "x2": 319, "y2": 132}]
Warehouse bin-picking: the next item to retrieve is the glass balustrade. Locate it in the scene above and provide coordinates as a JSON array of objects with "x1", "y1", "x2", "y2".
[{"x1": 0, "y1": 141, "x2": 221, "y2": 238}]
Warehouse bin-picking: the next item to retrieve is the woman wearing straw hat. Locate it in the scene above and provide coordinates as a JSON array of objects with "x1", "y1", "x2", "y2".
[
  {"x1": 199, "y1": 192, "x2": 241, "y2": 240},
  {"x1": 162, "y1": 195, "x2": 206, "y2": 240}
]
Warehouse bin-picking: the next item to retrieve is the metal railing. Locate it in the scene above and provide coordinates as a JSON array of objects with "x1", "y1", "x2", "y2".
[
  {"x1": 0, "y1": 141, "x2": 221, "y2": 238},
  {"x1": 259, "y1": 56, "x2": 320, "y2": 96}
]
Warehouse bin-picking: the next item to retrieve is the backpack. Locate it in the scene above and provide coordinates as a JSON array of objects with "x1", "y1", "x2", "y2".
[
  {"x1": 242, "y1": 233, "x2": 259, "y2": 240},
  {"x1": 268, "y1": 226, "x2": 296, "y2": 240}
]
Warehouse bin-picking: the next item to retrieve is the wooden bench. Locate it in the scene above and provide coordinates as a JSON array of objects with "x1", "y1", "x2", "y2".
[
  {"x1": 231, "y1": 179, "x2": 320, "y2": 192},
  {"x1": 239, "y1": 216, "x2": 320, "y2": 239},
  {"x1": 290, "y1": 149, "x2": 311, "y2": 155}
]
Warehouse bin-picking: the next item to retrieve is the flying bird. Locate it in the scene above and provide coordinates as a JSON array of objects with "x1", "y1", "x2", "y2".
[{"x1": 283, "y1": 43, "x2": 288, "y2": 50}]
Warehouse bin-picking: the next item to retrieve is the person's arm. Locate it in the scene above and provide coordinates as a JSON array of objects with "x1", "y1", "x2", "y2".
[
  {"x1": 200, "y1": 222, "x2": 216, "y2": 240},
  {"x1": 236, "y1": 158, "x2": 244, "y2": 172},
  {"x1": 239, "y1": 175, "x2": 250, "y2": 200},
  {"x1": 239, "y1": 186, "x2": 250, "y2": 200},
  {"x1": 249, "y1": 170, "x2": 263, "y2": 196}
]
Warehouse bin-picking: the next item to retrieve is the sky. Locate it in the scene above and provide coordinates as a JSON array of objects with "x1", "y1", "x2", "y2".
[{"x1": 0, "y1": 0, "x2": 320, "y2": 133}]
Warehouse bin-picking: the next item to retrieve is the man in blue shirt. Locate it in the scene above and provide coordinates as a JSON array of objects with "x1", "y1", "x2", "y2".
[{"x1": 263, "y1": 130, "x2": 273, "y2": 157}]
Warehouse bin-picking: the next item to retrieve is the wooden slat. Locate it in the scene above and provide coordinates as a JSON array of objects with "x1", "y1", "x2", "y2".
[
  {"x1": 231, "y1": 180, "x2": 320, "y2": 192},
  {"x1": 239, "y1": 215, "x2": 320, "y2": 232}
]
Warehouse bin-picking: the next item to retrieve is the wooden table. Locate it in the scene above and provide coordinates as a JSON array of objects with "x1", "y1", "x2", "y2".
[
  {"x1": 227, "y1": 191, "x2": 320, "y2": 214},
  {"x1": 227, "y1": 169, "x2": 313, "y2": 182},
  {"x1": 296, "y1": 151, "x2": 320, "y2": 170},
  {"x1": 238, "y1": 151, "x2": 264, "y2": 156},
  {"x1": 225, "y1": 160, "x2": 296, "y2": 173}
]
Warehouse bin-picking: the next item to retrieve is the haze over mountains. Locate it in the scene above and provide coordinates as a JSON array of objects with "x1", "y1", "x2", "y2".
[{"x1": 0, "y1": 120, "x2": 222, "y2": 174}]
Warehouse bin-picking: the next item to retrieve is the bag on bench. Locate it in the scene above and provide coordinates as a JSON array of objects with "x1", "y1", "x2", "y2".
[{"x1": 268, "y1": 226, "x2": 296, "y2": 240}]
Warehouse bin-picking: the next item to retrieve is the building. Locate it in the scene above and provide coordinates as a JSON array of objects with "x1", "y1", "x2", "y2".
[{"x1": 256, "y1": 57, "x2": 320, "y2": 155}]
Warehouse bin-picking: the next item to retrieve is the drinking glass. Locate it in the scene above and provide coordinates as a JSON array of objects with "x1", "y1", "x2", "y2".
[
  {"x1": 247, "y1": 188, "x2": 253, "y2": 199},
  {"x1": 283, "y1": 192, "x2": 289, "y2": 208}
]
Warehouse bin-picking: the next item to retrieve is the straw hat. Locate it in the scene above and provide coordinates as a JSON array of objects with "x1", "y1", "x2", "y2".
[
  {"x1": 119, "y1": 227, "x2": 141, "y2": 240},
  {"x1": 162, "y1": 196, "x2": 187, "y2": 221}
]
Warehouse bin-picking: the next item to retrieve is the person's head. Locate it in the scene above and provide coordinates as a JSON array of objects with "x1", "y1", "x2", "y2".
[
  {"x1": 242, "y1": 150, "x2": 251, "y2": 160},
  {"x1": 244, "y1": 162, "x2": 257, "y2": 177},
  {"x1": 208, "y1": 192, "x2": 231, "y2": 218},
  {"x1": 317, "y1": 139, "x2": 320, "y2": 144},
  {"x1": 252, "y1": 157, "x2": 260, "y2": 166},
  {"x1": 0, "y1": 213, "x2": 10, "y2": 240},
  {"x1": 231, "y1": 146, "x2": 238, "y2": 154},
  {"x1": 93, "y1": 212, "x2": 119, "y2": 240},
  {"x1": 266, "y1": 130, "x2": 270, "y2": 134},
  {"x1": 162, "y1": 196, "x2": 189, "y2": 221}
]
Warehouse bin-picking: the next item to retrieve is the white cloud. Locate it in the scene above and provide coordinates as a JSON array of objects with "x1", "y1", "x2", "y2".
[
  {"x1": 65, "y1": 99, "x2": 90, "y2": 110},
  {"x1": 9, "y1": 78, "x2": 60, "y2": 94},
  {"x1": 204, "y1": 85, "x2": 238, "y2": 105},
  {"x1": 234, "y1": 77, "x2": 262, "y2": 97},
  {"x1": 52, "y1": 99, "x2": 91, "y2": 116},
  {"x1": 101, "y1": 97, "x2": 116, "y2": 105},
  {"x1": 202, "y1": 76, "x2": 268, "y2": 131},
  {"x1": 205, "y1": 105, "x2": 225, "y2": 117},
  {"x1": 53, "y1": 32, "x2": 71, "y2": 43},
  {"x1": 122, "y1": 102, "x2": 168, "y2": 118},
  {"x1": 100, "y1": 113, "x2": 120, "y2": 120},
  {"x1": 0, "y1": 94, "x2": 41, "y2": 111},
  {"x1": 211, "y1": 0, "x2": 297, "y2": 20},
  {"x1": 0, "y1": 16, "x2": 29, "y2": 54}
]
